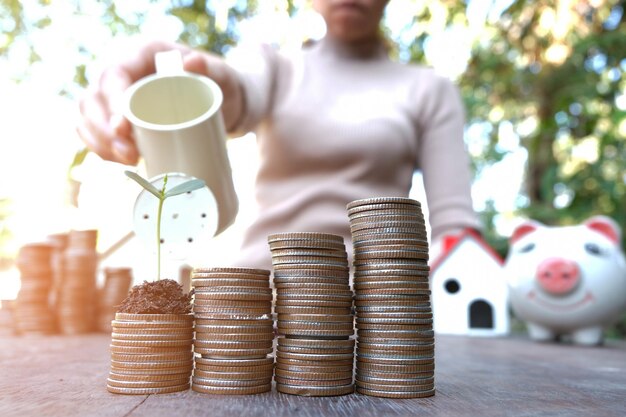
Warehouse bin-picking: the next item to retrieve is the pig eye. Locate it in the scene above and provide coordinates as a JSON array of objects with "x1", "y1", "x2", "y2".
[
  {"x1": 584, "y1": 243, "x2": 603, "y2": 256},
  {"x1": 519, "y1": 243, "x2": 535, "y2": 253}
]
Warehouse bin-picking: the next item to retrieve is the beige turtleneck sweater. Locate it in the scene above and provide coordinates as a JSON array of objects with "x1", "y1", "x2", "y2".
[{"x1": 228, "y1": 37, "x2": 481, "y2": 271}]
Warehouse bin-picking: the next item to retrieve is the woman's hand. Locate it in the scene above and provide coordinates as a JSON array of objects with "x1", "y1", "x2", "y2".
[{"x1": 77, "y1": 40, "x2": 243, "y2": 165}]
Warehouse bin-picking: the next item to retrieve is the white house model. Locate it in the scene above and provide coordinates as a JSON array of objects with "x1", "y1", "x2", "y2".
[{"x1": 430, "y1": 230, "x2": 510, "y2": 336}]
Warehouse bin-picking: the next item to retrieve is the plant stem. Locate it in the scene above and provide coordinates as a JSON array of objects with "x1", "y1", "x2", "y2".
[
  {"x1": 156, "y1": 196, "x2": 164, "y2": 280},
  {"x1": 156, "y1": 175, "x2": 168, "y2": 281}
]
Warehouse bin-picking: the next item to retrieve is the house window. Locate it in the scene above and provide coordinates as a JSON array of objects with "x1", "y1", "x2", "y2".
[{"x1": 444, "y1": 278, "x2": 460, "y2": 294}]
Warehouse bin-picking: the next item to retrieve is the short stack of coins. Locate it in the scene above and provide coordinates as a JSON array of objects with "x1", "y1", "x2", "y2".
[
  {"x1": 191, "y1": 267, "x2": 274, "y2": 395},
  {"x1": 347, "y1": 197, "x2": 435, "y2": 399},
  {"x1": 269, "y1": 232, "x2": 355, "y2": 397},
  {"x1": 14, "y1": 243, "x2": 56, "y2": 334},
  {"x1": 97, "y1": 267, "x2": 133, "y2": 332},
  {"x1": 57, "y1": 229, "x2": 98, "y2": 334},
  {"x1": 0, "y1": 300, "x2": 15, "y2": 335},
  {"x1": 108, "y1": 312, "x2": 194, "y2": 394}
]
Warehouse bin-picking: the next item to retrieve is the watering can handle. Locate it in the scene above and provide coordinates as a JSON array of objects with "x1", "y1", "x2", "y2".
[{"x1": 155, "y1": 50, "x2": 184, "y2": 75}]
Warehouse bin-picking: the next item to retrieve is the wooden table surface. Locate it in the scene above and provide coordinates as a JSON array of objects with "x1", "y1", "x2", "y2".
[{"x1": 0, "y1": 333, "x2": 624, "y2": 417}]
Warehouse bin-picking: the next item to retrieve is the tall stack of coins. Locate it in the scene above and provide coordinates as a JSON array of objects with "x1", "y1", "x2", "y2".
[
  {"x1": 191, "y1": 267, "x2": 274, "y2": 395},
  {"x1": 57, "y1": 229, "x2": 98, "y2": 334},
  {"x1": 14, "y1": 243, "x2": 56, "y2": 334},
  {"x1": 97, "y1": 267, "x2": 133, "y2": 332},
  {"x1": 268, "y1": 232, "x2": 355, "y2": 397},
  {"x1": 108, "y1": 312, "x2": 194, "y2": 394},
  {"x1": 347, "y1": 197, "x2": 435, "y2": 399}
]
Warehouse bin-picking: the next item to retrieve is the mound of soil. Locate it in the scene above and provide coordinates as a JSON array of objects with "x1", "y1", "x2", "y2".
[{"x1": 117, "y1": 279, "x2": 191, "y2": 314}]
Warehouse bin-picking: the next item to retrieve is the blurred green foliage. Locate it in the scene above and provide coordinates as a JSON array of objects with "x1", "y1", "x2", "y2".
[{"x1": 458, "y1": 0, "x2": 626, "y2": 260}]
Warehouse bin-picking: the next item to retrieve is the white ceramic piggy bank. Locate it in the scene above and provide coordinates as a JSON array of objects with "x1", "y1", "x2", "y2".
[{"x1": 504, "y1": 216, "x2": 626, "y2": 345}]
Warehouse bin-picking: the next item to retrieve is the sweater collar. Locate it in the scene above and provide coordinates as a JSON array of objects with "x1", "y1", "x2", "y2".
[{"x1": 308, "y1": 35, "x2": 388, "y2": 61}]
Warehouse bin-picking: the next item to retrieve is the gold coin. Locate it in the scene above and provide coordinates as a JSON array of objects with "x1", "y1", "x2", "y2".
[
  {"x1": 355, "y1": 374, "x2": 434, "y2": 386},
  {"x1": 274, "y1": 306, "x2": 351, "y2": 315},
  {"x1": 114, "y1": 313, "x2": 193, "y2": 322},
  {"x1": 356, "y1": 362, "x2": 434, "y2": 373},
  {"x1": 275, "y1": 299, "x2": 352, "y2": 308},
  {"x1": 111, "y1": 332, "x2": 194, "y2": 341},
  {"x1": 277, "y1": 345, "x2": 354, "y2": 355},
  {"x1": 195, "y1": 347, "x2": 273, "y2": 358},
  {"x1": 356, "y1": 387, "x2": 435, "y2": 398},
  {"x1": 195, "y1": 356, "x2": 274, "y2": 367},
  {"x1": 193, "y1": 369, "x2": 273, "y2": 380},
  {"x1": 192, "y1": 291, "x2": 272, "y2": 302},
  {"x1": 194, "y1": 340, "x2": 273, "y2": 350},
  {"x1": 275, "y1": 358, "x2": 353, "y2": 367},
  {"x1": 193, "y1": 318, "x2": 272, "y2": 326},
  {"x1": 192, "y1": 376, "x2": 272, "y2": 388},
  {"x1": 109, "y1": 365, "x2": 193, "y2": 376},
  {"x1": 194, "y1": 332, "x2": 275, "y2": 342},
  {"x1": 274, "y1": 268, "x2": 348, "y2": 279},
  {"x1": 191, "y1": 383, "x2": 271, "y2": 395},
  {"x1": 355, "y1": 356, "x2": 434, "y2": 365},
  {"x1": 276, "y1": 351, "x2": 353, "y2": 361},
  {"x1": 194, "y1": 325, "x2": 273, "y2": 334},
  {"x1": 109, "y1": 345, "x2": 190, "y2": 355},
  {"x1": 106, "y1": 377, "x2": 190, "y2": 389},
  {"x1": 275, "y1": 369, "x2": 353, "y2": 381},
  {"x1": 192, "y1": 267, "x2": 270, "y2": 276},
  {"x1": 108, "y1": 371, "x2": 190, "y2": 382},
  {"x1": 277, "y1": 337, "x2": 354, "y2": 348},
  {"x1": 267, "y1": 232, "x2": 344, "y2": 243},
  {"x1": 110, "y1": 359, "x2": 194, "y2": 370},
  {"x1": 355, "y1": 380, "x2": 434, "y2": 392},
  {"x1": 275, "y1": 363, "x2": 353, "y2": 373},
  {"x1": 276, "y1": 383, "x2": 354, "y2": 397},
  {"x1": 111, "y1": 352, "x2": 193, "y2": 363},
  {"x1": 277, "y1": 328, "x2": 354, "y2": 338},
  {"x1": 269, "y1": 240, "x2": 345, "y2": 251},
  {"x1": 110, "y1": 338, "x2": 193, "y2": 348},
  {"x1": 275, "y1": 376, "x2": 353, "y2": 387},
  {"x1": 191, "y1": 278, "x2": 269, "y2": 288},
  {"x1": 194, "y1": 363, "x2": 275, "y2": 374},
  {"x1": 106, "y1": 383, "x2": 190, "y2": 395}
]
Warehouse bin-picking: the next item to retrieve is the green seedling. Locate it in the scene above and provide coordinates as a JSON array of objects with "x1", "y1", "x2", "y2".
[{"x1": 125, "y1": 171, "x2": 205, "y2": 279}]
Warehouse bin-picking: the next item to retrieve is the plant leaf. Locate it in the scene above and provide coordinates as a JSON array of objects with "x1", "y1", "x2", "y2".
[
  {"x1": 71, "y1": 147, "x2": 89, "y2": 168},
  {"x1": 164, "y1": 179, "x2": 206, "y2": 198},
  {"x1": 124, "y1": 171, "x2": 161, "y2": 199}
]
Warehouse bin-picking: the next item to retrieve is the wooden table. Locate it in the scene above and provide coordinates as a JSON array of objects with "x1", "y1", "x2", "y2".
[{"x1": 0, "y1": 333, "x2": 624, "y2": 417}]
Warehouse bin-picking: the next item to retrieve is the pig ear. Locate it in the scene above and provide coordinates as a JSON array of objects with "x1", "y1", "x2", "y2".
[
  {"x1": 510, "y1": 220, "x2": 543, "y2": 244},
  {"x1": 585, "y1": 216, "x2": 621, "y2": 244}
]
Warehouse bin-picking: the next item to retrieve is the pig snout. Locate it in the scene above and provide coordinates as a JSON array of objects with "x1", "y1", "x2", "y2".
[{"x1": 535, "y1": 257, "x2": 580, "y2": 295}]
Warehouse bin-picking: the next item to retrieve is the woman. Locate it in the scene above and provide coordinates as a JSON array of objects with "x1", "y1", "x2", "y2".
[{"x1": 78, "y1": 0, "x2": 481, "y2": 270}]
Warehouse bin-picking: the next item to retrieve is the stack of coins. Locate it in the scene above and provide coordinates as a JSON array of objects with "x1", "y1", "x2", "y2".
[
  {"x1": 57, "y1": 229, "x2": 98, "y2": 334},
  {"x1": 108, "y1": 312, "x2": 194, "y2": 394},
  {"x1": 47, "y1": 232, "x2": 68, "y2": 310},
  {"x1": 97, "y1": 267, "x2": 133, "y2": 332},
  {"x1": 269, "y1": 232, "x2": 355, "y2": 397},
  {"x1": 14, "y1": 243, "x2": 56, "y2": 334},
  {"x1": 0, "y1": 300, "x2": 15, "y2": 335},
  {"x1": 347, "y1": 197, "x2": 435, "y2": 399},
  {"x1": 191, "y1": 267, "x2": 274, "y2": 395}
]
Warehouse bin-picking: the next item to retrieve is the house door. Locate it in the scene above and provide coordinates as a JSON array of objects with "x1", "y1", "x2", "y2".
[{"x1": 469, "y1": 299, "x2": 494, "y2": 329}]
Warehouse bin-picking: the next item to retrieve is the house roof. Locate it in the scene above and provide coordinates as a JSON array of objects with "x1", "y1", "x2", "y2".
[{"x1": 430, "y1": 229, "x2": 503, "y2": 273}]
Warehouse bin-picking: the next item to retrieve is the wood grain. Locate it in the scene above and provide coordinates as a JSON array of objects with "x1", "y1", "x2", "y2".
[{"x1": 0, "y1": 334, "x2": 624, "y2": 417}]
